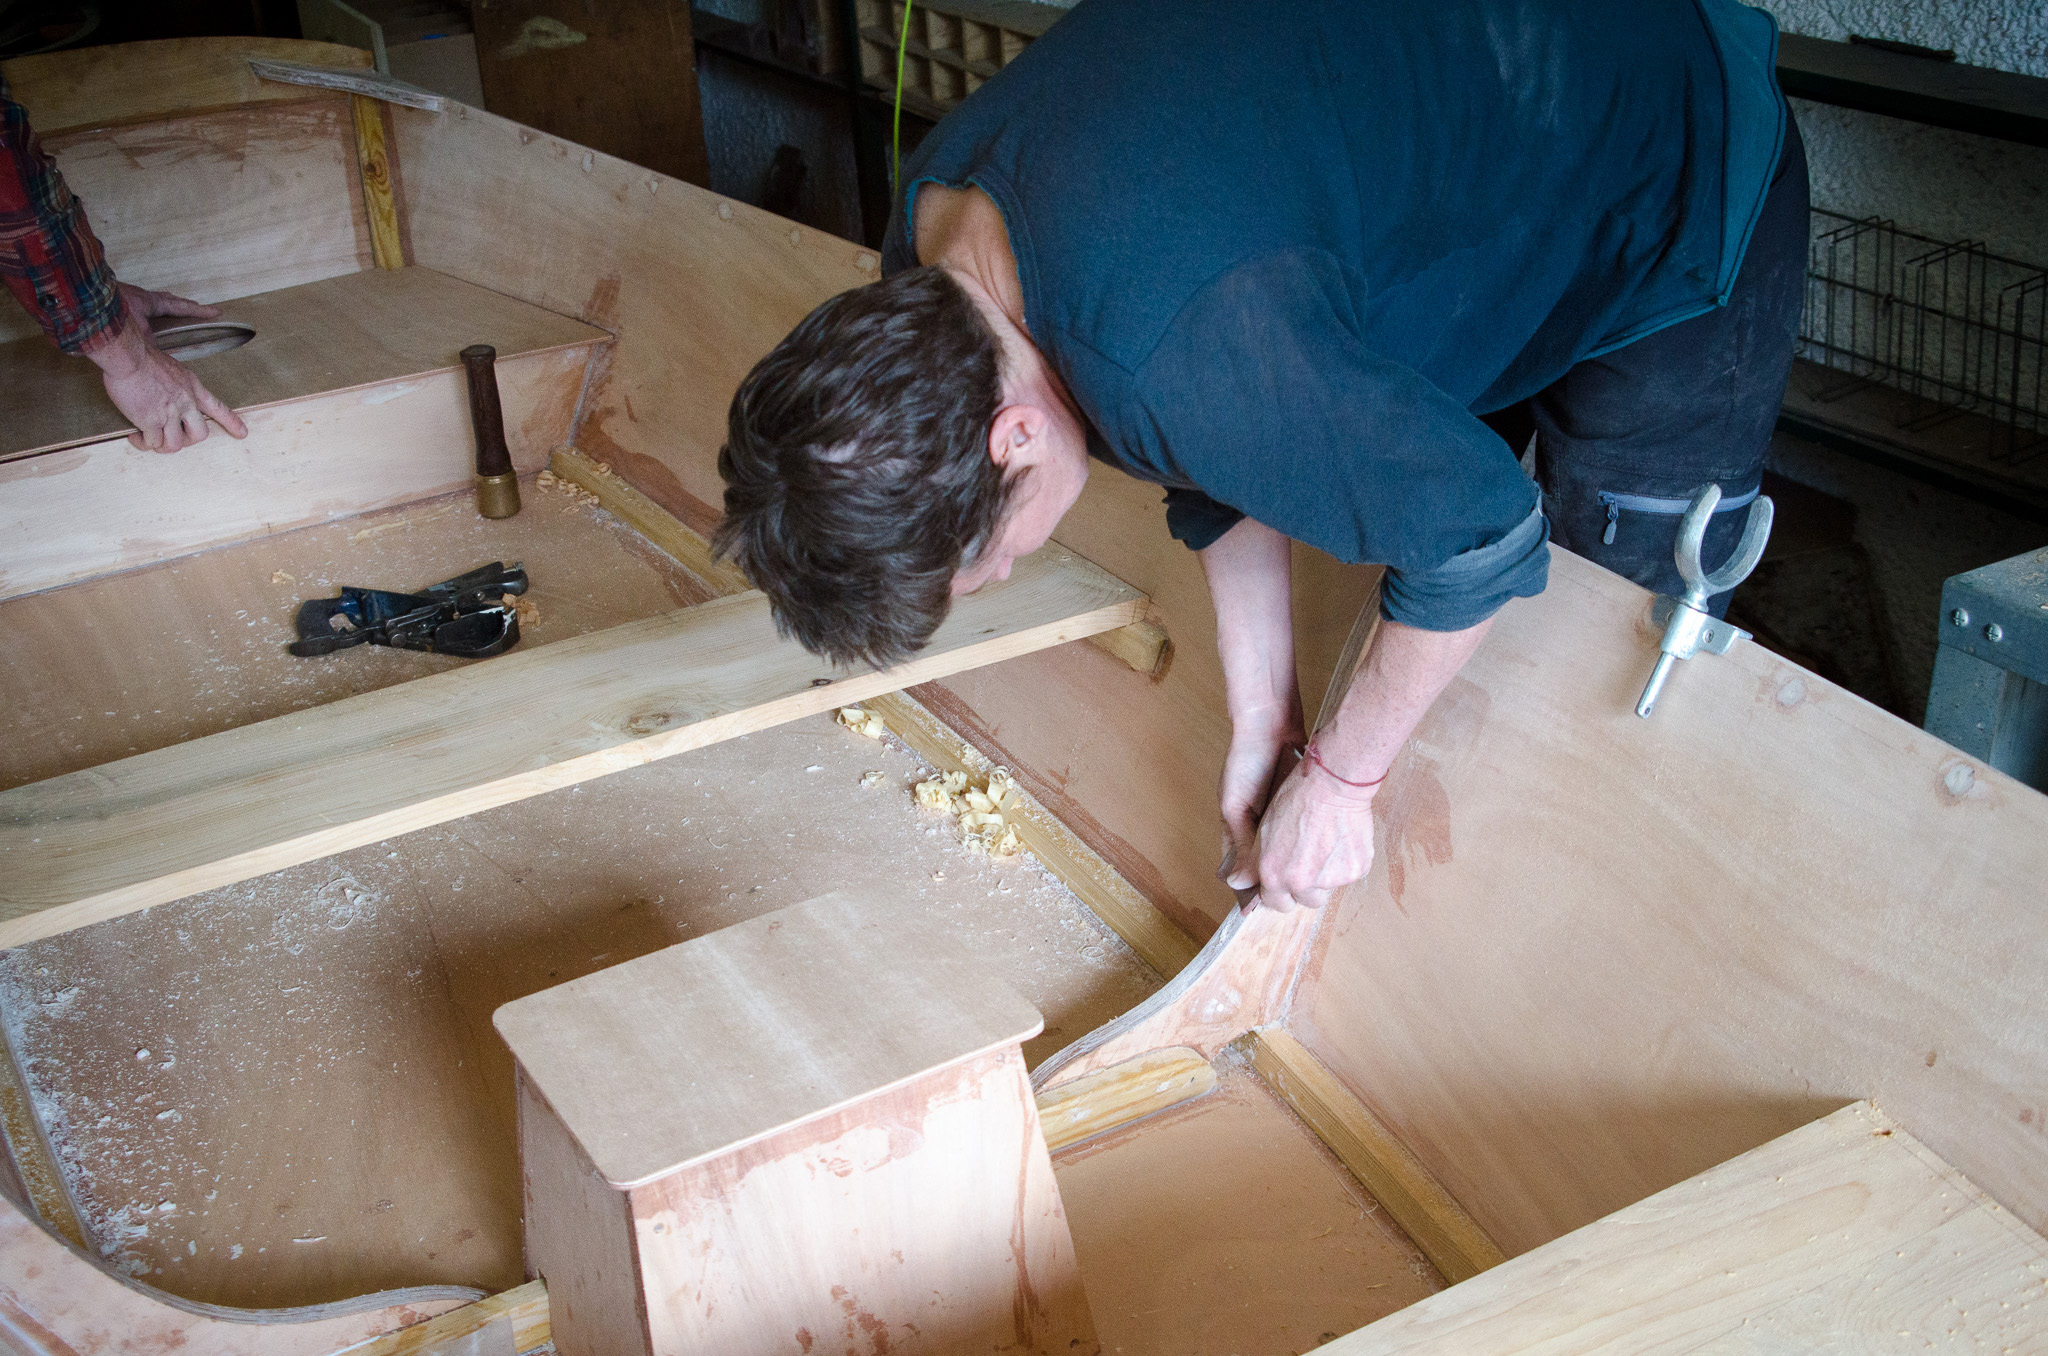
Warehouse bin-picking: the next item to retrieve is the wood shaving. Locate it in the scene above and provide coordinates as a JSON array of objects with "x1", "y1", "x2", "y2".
[
  {"x1": 270, "y1": 571, "x2": 296, "y2": 585},
  {"x1": 535, "y1": 467, "x2": 601, "y2": 507},
  {"x1": 913, "y1": 767, "x2": 1025, "y2": 856},
  {"x1": 504, "y1": 593, "x2": 540, "y2": 627},
  {"x1": 859, "y1": 770, "x2": 884, "y2": 788},
  {"x1": 836, "y1": 706, "x2": 889, "y2": 739}
]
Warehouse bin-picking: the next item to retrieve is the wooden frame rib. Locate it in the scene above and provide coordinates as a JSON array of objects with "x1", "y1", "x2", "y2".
[{"x1": 0, "y1": 548, "x2": 1143, "y2": 947}]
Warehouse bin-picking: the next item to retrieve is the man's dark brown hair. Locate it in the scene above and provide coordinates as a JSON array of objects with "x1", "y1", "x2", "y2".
[{"x1": 715, "y1": 265, "x2": 1015, "y2": 667}]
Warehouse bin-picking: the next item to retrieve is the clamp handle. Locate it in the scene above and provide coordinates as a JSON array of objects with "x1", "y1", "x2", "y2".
[{"x1": 1636, "y1": 483, "x2": 1774, "y2": 718}]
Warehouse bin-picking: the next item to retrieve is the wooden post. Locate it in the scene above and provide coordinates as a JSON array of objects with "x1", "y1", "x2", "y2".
[{"x1": 496, "y1": 891, "x2": 1099, "y2": 1356}]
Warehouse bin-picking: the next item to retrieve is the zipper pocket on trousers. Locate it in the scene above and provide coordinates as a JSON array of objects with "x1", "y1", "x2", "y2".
[{"x1": 1596, "y1": 486, "x2": 1760, "y2": 546}]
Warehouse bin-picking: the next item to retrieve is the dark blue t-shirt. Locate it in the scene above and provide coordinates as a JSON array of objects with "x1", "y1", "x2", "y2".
[{"x1": 883, "y1": 0, "x2": 1784, "y2": 629}]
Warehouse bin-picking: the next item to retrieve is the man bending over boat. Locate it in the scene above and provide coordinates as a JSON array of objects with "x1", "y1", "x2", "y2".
[{"x1": 714, "y1": 0, "x2": 1806, "y2": 912}]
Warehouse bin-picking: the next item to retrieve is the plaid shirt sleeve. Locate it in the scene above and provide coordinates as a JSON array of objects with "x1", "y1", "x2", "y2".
[{"x1": 1, "y1": 72, "x2": 122, "y2": 355}]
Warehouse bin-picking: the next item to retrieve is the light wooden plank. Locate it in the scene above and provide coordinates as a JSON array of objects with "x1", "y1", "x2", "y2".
[
  {"x1": 1240, "y1": 1026, "x2": 1505, "y2": 1284},
  {"x1": 342, "y1": 1280, "x2": 550, "y2": 1356},
  {"x1": 2, "y1": 267, "x2": 606, "y2": 459},
  {"x1": 351, "y1": 96, "x2": 406, "y2": 270},
  {"x1": 1318, "y1": 1102, "x2": 2048, "y2": 1353},
  {"x1": 0, "y1": 97, "x2": 373, "y2": 345},
  {"x1": 497, "y1": 890, "x2": 1044, "y2": 1186},
  {"x1": 1291, "y1": 547, "x2": 2048, "y2": 1254},
  {"x1": 1, "y1": 36, "x2": 373, "y2": 136},
  {"x1": 1035, "y1": 1045, "x2": 1215, "y2": 1152},
  {"x1": 0, "y1": 544, "x2": 1144, "y2": 945}
]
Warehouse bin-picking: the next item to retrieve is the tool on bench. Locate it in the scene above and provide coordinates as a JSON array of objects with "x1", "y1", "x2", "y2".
[
  {"x1": 461, "y1": 343, "x2": 522, "y2": 520},
  {"x1": 1634, "y1": 484, "x2": 1774, "y2": 718},
  {"x1": 286, "y1": 562, "x2": 529, "y2": 659}
]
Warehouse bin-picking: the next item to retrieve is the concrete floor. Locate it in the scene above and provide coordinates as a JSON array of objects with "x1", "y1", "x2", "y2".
[{"x1": 1735, "y1": 431, "x2": 2048, "y2": 723}]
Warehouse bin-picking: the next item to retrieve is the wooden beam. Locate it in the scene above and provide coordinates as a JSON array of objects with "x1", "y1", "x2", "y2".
[
  {"x1": 1237, "y1": 1026, "x2": 1504, "y2": 1285},
  {"x1": 347, "y1": 1279, "x2": 551, "y2": 1355},
  {"x1": 351, "y1": 95, "x2": 406, "y2": 270},
  {"x1": 553, "y1": 447, "x2": 1172, "y2": 678},
  {"x1": 0, "y1": 546, "x2": 1143, "y2": 946},
  {"x1": 1035, "y1": 1045, "x2": 1215, "y2": 1152}
]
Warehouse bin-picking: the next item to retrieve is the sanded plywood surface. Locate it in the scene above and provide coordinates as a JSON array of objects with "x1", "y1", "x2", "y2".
[
  {"x1": 0, "y1": 713, "x2": 1162, "y2": 1307},
  {"x1": 1053, "y1": 1060, "x2": 1441, "y2": 1356},
  {"x1": 498, "y1": 891, "x2": 1044, "y2": 1186},
  {"x1": 0, "y1": 97, "x2": 372, "y2": 345},
  {"x1": 1323, "y1": 1102, "x2": 2048, "y2": 1353},
  {"x1": 1290, "y1": 548, "x2": 2048, "y2": 1258},
  {"x1": 0, "y1": 482, "x2": 714, "y2": 792},
  {"x1": 1, "y1": 267, "x2": 609, "y2": 459},
  {"x1": 0, "y1": 543, "x2": 1143, "y2": 944}
]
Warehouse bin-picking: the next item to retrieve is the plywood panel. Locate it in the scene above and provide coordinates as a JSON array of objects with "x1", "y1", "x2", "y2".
[
  {"x1": 1, "y1": 36, "x2": 375, "y2": 136},
  {"x1": 631, "y1": 1046, "x2": 1094, "y2": 1356},
  {"x1": 1053, "y1": 1060, "x2": 1440, "y2": 1356},
  {"x1": 1324, "y1": 1102, "x2": 2048, "y2": 1353},
  {"x1": 1291, "y1": 547, "x2": 2048, "y2": 1256},
  {"x1": 496, "y1": 891, "x2": 1043, "y2": 1186},
  {"x1": 0, "y1": 714, "x2": 1159, "y2": 1306},
  {"x1": 0, "y1": 98, "x2": 372, "y2": 344},
  {"x1": 1, "y1": 267, "x2": 607, "y2": 458},
  {"x1": 0, "y1": 343, "x2": 594, "y2": 600},
  {"x1": 389, "y1": 101, "x2": 876, "y2": 526}
]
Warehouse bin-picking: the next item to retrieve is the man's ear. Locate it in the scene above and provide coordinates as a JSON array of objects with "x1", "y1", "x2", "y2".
[{"x1": 986, "y1": 403, "x2": 1045, "y2": 469}]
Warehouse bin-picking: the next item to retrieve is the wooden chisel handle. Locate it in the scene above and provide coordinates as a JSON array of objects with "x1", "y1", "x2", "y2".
[{"x1": 460, "y1": 343, "x2": 521, "y2": 518}]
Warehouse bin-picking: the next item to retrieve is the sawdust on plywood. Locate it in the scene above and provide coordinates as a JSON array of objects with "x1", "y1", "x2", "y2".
[{"x1": 0, "y1": 712, "x2": 1162, "y2": 1309}]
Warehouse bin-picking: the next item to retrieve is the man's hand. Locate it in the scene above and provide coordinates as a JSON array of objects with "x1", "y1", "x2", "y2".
[
  {"x1": 87, "y1": 284, "x2": 249, "y2": 452},
  {"x1": 1217, "y1": 702, "x2": 1306, "y2": 894},
  {"x1": 1239, "y1": 754, "x2": 1379, "y2": 912}
]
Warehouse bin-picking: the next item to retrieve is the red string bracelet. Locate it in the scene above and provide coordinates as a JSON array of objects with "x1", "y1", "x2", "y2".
[{"x1": 1304, "y1": 742, "x2": 1388, "y2": 790}]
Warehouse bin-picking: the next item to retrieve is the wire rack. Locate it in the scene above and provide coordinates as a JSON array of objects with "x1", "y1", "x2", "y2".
[{"x1": 1801, "y1": 209, "x2": 2048, "y2": 465}]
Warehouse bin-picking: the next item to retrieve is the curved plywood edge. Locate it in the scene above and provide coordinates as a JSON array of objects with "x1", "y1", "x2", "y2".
[
  {"x1": 0, "y1": 1187, "x2": 478, "y2": 1354},
  {"x1": 1035, "y1": 1046, "x2": 1217, "y2": 1151},
  {"x1": 1030, "y1": 902, "x2": 1321, "y2": 1094},
  {"x1": 2, "y1": 37, "x2": 374, "y2": 136}
]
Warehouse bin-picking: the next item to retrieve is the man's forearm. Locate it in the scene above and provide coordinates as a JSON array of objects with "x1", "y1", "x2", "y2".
[
  {"x1": 1313, "y1": 616, "x2": 1492, "y2": 782},
  {"x1": 1199, "y1": 517, "x2": 1301, "y2": 737}
]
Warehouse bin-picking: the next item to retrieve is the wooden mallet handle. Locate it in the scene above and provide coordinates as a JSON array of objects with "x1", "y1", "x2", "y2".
[{"x1": 460, "y1": 343, "x2": 521, "y2": 518}]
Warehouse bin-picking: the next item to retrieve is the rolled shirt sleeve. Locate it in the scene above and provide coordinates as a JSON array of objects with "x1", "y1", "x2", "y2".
[
  {"x1": 0, "y1": 74, "x2": 122, "y2": 355},
  {"x1": 1121, "y1": 247, "x2": 1549, "y2": 630}
]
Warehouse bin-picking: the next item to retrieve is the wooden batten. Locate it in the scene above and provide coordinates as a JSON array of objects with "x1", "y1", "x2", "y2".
[
  {"x1": 0, "y1": 543, "x2": 1144, "y2": 944},
  {"x1": 0, "y1": 37, "x2": 375, "y2": 136}
]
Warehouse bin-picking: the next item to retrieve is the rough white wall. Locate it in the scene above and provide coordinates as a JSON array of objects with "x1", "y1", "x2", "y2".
[{"x1": 1750, "y1": 0, "x2": 2048, "y2": 262}]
